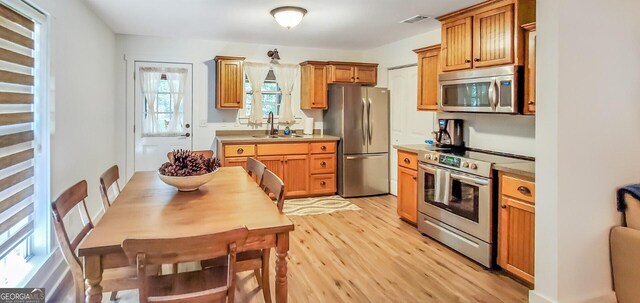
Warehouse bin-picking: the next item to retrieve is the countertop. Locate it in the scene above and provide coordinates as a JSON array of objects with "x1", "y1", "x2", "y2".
[
  {"x1": 215, "y1": 130, "x2": 340, "y2": 144},
  {"x1": 393, "y1": 143, "x2": 535, "y2": 179}
]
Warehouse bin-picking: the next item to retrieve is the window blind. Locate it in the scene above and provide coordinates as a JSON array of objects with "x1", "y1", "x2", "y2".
[{"x1": 0, "y1": 3, "x2": 36, "y2": 260}]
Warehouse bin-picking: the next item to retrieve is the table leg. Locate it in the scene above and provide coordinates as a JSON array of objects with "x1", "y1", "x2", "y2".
[
  {"x1": 275, "y1": 232, "x2": 289, "y2": 303},
  {"x1": 83, "y1": 255, "x2": 103, "y2": 303}
]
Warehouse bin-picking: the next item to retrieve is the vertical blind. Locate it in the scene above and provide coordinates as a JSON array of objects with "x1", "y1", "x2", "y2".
[{"x1": 0, "y1": 3, "x2": 36, "y2": 260}]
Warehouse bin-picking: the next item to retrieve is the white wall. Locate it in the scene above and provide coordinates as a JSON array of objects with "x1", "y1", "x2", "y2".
[
  {"x1": 363, "y1": 28, "x2": 536, "y2": 157},
  {"x1": 533, "y1": 0, "x2": 640, "y2": 302},
  {"x1": 115, "y1": 35, "x2": 363, "y2": 177},
  {"x1": 30, "y1": 0, "x2": 117, "y2": 221}
]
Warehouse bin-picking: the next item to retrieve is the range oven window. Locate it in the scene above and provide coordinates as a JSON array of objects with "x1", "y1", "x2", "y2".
[{"x1": 423, "y1": 171, "x2": 480, "y2": 223}]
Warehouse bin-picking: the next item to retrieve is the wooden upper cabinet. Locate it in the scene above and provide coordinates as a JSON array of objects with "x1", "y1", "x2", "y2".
[
  {"x1": 441, "y1": 17, "x2": 473, "y2": 71},
  {"x1": 473, "y1": 5, "x2": 514, "y2": 67},
  {"x1": 300, "y1": 61, "x2": 328, "y2": 109},
  {"x1": 414, "y1": 45, "x2": 441, "y2": 111},
  {"x1": 522, "y1": 22, "x2": 536, "y2": 115},
  {"x1": 214, "y1": 56, "x2": 245, "y2": 109},
  {"x1": 327, "y1": 62, "x2": 378, "y2": 85}
]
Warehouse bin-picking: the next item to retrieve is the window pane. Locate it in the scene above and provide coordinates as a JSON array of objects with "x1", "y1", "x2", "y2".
[
  {"x1": 156, "y1": 94, "x2": 171, "y2": 113},
  {"x1": 244, "y1": 71, "x2": 282, "y2": 118}
]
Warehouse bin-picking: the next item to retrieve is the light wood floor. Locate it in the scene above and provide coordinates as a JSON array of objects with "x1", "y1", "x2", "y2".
[{"x1": 58, "y1": 195, "x2": 528, "y2": 303}]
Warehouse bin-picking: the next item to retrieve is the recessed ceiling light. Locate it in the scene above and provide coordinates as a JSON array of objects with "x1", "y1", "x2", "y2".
[
  {"x1": 400, "y1": 15, "x2": 432, "y2": 24},
  {"x1": 270, "y1": 6, "x2": 308, "y2": 29}
]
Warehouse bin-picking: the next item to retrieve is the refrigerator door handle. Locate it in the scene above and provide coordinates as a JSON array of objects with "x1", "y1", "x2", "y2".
[
  {"x1": 367, "y1": 98, "x2": 373, "y2": 143},
  {"x1": 361, "y1": 98, "x2": 367, "y2": 143}
]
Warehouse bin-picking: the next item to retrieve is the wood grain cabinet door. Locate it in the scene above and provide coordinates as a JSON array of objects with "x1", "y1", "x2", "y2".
[
  {"x1": 283, "y1": 155, "x2": 309, "y2": 197},
  {"x1": 257, "y1": 156, "x2": 285, "y2": 181},
  {"x1": 300, "y1": 63, "x2": 328, "y2": 109},
  {"x1": 472, "y1": 5, "x2": 514, "y2": 68},
  {"x1": 416, "y1": 46, "x2": 441, "y2": 111},
  {"x1": 328, "y1": 64, "x2": 355, "y2": 83},
  {"x1": 523, "y1": 23, "x2": 536, "y2": 115},
  {"x1": 498, "y1": 196, "x2": 535, "y2": 285},
  {"x1": 354, "y1": 65, "x2": 377, "y2": 85},
  {"x1": 397, "y1": 167, "x2": 418, "y2": 224},
  {"x1": 224, "y1": 157, "x2": 248, "y2": 171},
  {"x1": 216, "y1": 58, "x2": 245, "y2": 108},
  {"x1": 441, "y1": 17, "x2": 473, "y2": 72}
]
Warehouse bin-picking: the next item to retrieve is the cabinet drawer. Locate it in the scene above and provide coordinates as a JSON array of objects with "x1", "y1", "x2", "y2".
[
  {"x1": 398, "y1": 150, "x2": 418, "y2": 170},
  {"x1": 257, "y1": 143, "x2": 309, "y2": 156},
  {"x1": 224, "y1": 144, "x2": 255, "y2": 157},
  {"x1": 310, "y1": 174, "x2": 336, "y2": 195},
  {"x1": 310, "y1": 154, "x2": 336, "y2": 174},
  {"x1": 501, "y1": 174, "x2": 535, "y2": 204},
  {"x1": 310, "y1": 142, "x2": 336, "y2": 154}
]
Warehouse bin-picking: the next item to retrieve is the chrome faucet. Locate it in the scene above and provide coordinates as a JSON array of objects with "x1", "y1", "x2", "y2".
[{"x1": 267, "y1": 111, "x2": 277, "y2": 135}]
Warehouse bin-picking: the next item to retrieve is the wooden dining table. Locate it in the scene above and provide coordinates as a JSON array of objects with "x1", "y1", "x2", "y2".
[{"x1": 77, "y1": 167, "x2": 295, "y2": 303}]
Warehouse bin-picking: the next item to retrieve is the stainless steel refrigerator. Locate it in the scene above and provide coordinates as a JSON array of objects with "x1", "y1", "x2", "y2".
[{"x1": 324, "y1": 85, "x2": 389, "y2": 197}]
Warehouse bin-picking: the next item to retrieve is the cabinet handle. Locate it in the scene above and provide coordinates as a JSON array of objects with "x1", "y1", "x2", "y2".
[
  {"x1": 517, "y1": 186, "x2": 532, "y2": 195},
  {"x1": 404, "y1": 158, "x2": 411, "y2": 164},
  {"x1": 356, "y1": 77, "x2": 360, "y2": 80},
  {"x1": 474, "y1": 58, "x2": 480, "y2": 62},
  {"x1": 528, "y1": 101, "x2": 535, "y2": 105},
  {"x1": 412, "y1": 176, "x2": 417, "y2": 180},
  {"x1": 320, "y1": 145, "x2": 327, "y2": 151},
  {"x1": 320, "y1": 181, "x2": 326, "y2": 185},
  {"x1": 501, "y1": 204, "x2": 507, "y2": 209},
  {"x1": 320, "y1": 161, "x2": 326, "y2": 166},
  {"x1": 465, "y1": 59, "x2": 471, "y2": 63},
  {"x1": 237, "y1": 148, "x2": 244, "y2": 154}
]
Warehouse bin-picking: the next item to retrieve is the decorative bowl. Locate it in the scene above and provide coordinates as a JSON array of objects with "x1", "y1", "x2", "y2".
[{"x1": 158, "y1": 169, "x2": 218, "y2": 192}]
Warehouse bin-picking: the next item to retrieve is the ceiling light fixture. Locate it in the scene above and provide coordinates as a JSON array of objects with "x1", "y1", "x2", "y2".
[{"x1": 270, "y1": 6, "x2": 307, "y2": 29}]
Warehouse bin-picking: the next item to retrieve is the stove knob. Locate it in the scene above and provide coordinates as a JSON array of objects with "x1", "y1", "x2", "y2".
[
  {"x1": 425, "y1": 154, "x2": 431, "y2": 160},
  {"x1": 433, "y1": 155, "x2": 439, "y2": 161},
  {"x1": 470, "y1": 163, "x2": 478, "y2": 170},
  {"x1": 462, "y1": 162, "x2": 470, "y2": 168}
]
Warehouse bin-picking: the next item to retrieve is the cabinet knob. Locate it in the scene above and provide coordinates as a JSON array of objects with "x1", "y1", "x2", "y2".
[
  {"x1": 236, "y1": 101, "x2": 240, "y2": 104},
  {"x1": 320, "y1": 161, "x2": 326, "y2": 166},
  {"x1": 321, "y1": 145, "x2": 327, "y2": 151},
  {"x1": 412, "y1": 176, "x2": 417, "y2": 180},
  {"x1": 320, "y1": 181, "x2": 326, "y2": 186},
  {"x1": 465, "y1": 59, "x2": 471, "y2": 63},
  {"x1": 237, "y1": 148, "x2": 244, "y2": 154},
  {"x1": 404, "y1": 158, "x2": 411, "y2": 164},
  {"x1": 474, "y1": 58, "x2": 480, "y2": 62},
  {"x1": 501, "y1": 204, "x2": 507, "y2": 209},
  {"x1": 356, "y1": 77, "x2": 360, "y2": 80},
  {"x1": 517, "y1": 186, "x2": 532, "y2": 195},
  {"x1": 528, "y1": 101, "x2": 535, "y2": 105}
]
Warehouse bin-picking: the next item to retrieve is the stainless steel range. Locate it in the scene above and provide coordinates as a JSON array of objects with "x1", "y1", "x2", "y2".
[{"x1": 416, "y1": 148, "x2": 525, "y2": 267}]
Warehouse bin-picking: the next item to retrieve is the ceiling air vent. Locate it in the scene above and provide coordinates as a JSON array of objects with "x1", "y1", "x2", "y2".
[{"x1": 400, "y1": 15, "x2": 431, "y2": 24}]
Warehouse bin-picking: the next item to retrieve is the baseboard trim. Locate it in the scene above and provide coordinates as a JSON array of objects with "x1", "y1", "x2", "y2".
[
  {"x1": 529, "y1": 290, "x2": 617, "y2": 303},
  {"x1": 529, "y1": 290, "x2": 555, "y2": 303}
]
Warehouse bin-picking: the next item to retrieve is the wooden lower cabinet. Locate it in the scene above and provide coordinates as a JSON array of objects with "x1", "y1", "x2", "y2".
[
  {"x1": 221, "y1": 141, "x2": 337, "y2": 198},
  {"x1": 396, "y1": 151, "x2": 418, "y2": 224},
  {"x1": 498, "y1": 172, "x2": 535, "y2": 286}
]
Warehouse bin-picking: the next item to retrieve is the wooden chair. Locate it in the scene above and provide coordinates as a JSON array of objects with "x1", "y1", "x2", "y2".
[
  {"x1": 166, "y1": 150, "x2": 214, "y2": 160},
  {"x1": 99, "y1": 165, "x2": 121, "y2": 210},
  {"x1": 122, "y1": 227, "x2": 249, "y2": 303},
  {"x1": 247, "y1": 157, "x2": 266, "y2": 186},
  {"x1": 52, "y1": 181, "x2": 145, "y2": 302},
  {"x1": 201, "y1": 169, "x2": 285, "y2": 303}
]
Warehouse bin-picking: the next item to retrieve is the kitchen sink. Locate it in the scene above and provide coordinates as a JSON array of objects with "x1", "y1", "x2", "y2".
[
  {"x1": 250, "y1": 134, "x2": 304, "y2": 138},
  {"x1": 251, "y1": 135, "x2": 279, "y2": 138}
]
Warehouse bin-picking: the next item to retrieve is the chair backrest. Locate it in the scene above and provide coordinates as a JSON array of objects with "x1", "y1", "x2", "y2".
[
  {"x1": 99, "y1": 165, "x2": 121, "y2": 209},
  {"x1": 166, "y1": 150, "x2": 214, "y2": 160},
  {"x1": 51, "y1": 180, "x2": 93, "y2": 274},
  {"x1": 122, "y1": 227, "x2": 248, "y2": 303},
  {"x1": 262, "y1": 169, "x2": 286, "y2": 212},
  {"x1": 246, "y1": 157, "x2": 266, "y2": 185}
]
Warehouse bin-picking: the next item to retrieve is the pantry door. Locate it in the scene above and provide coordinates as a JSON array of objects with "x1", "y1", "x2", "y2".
[
  {"x1": 134, "y1": 62, "x2": 193, "y2": 171},
  {"x1": 388, "y1": 66, "x2": 436, "y2": 195}
]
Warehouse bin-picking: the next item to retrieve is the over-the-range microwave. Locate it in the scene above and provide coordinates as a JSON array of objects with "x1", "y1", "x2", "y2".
[{"x1": 439, "y1": 65, "x2": 522, "y2": 114}]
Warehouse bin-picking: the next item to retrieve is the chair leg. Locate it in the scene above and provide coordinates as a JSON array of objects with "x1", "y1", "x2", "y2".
[
  {"x1": 261, "y1": 248, "x2": 272, "y2": 303},
  {"x1": 110, "y1": 291, "x2": 118, "y2": 301}
]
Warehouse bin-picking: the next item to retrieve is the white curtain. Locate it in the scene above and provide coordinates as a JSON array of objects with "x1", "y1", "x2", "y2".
[
  {"x1": 139, "y1": 68, "x2": 162, "y2": 135},
  {"x1": 245, "y1": 62, "x2": 271, "y2": 124},
  {"x1": 166, "y1": 69, "x2": 188, "y2": 134},
  {"x1": 273, "y1": 64, "x2": 299, "y2": 124}
]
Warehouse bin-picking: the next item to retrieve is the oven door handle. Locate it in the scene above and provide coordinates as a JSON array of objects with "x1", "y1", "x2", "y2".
[{"x1": 450, "y1": 173, "x2": 490, "y2": 186}]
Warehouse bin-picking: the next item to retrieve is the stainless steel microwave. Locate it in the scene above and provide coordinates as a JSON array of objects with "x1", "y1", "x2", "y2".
[{"x1": 439, "y1": 66, "x2": 521, "y2": 113}]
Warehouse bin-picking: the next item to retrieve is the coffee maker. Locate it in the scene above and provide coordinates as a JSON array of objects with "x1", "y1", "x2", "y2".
[{"x1": 433, "y1": 119, "x2": 464, "y2": 148}]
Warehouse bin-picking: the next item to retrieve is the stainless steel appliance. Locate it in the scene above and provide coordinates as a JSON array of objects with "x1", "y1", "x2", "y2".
[
  {"x1": 432, "y1": 119, "x2": 464, "y2": 147},
  {"x1": 439, "y1": 65, "x2": 521, "y2": 113},
  {"x1": 415, "y1": 148, "x2": 524, "y2": 267},
  {"x1": 324, "y1": 85, "x2": 389, "y2": 197}
]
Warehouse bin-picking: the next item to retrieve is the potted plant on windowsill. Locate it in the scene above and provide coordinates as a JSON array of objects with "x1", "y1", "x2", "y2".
[{"x1": 158, "y1": 150, "x2": 221, "y2": 191}]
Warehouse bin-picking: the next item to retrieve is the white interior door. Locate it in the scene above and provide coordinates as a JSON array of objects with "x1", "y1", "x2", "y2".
[
  {"x1": 134, "y1": 62, "x2": 193, "y2": 171},
  {"x1": 388, "y1": 66, "x2": 437, "y2": 195}
]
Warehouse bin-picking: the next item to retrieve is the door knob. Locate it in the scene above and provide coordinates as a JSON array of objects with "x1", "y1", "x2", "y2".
[
  {"x1": 185, "y1": 123, "x2": 191, "y2": 129},
  {"x1": 181, "y1": 133, "x2": 191, "y2": 138}
]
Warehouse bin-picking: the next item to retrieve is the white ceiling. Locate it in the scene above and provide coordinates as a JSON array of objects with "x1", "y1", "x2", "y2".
[{"x1": 83, "y1": 0, "x2": 484, "y2": 50}]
